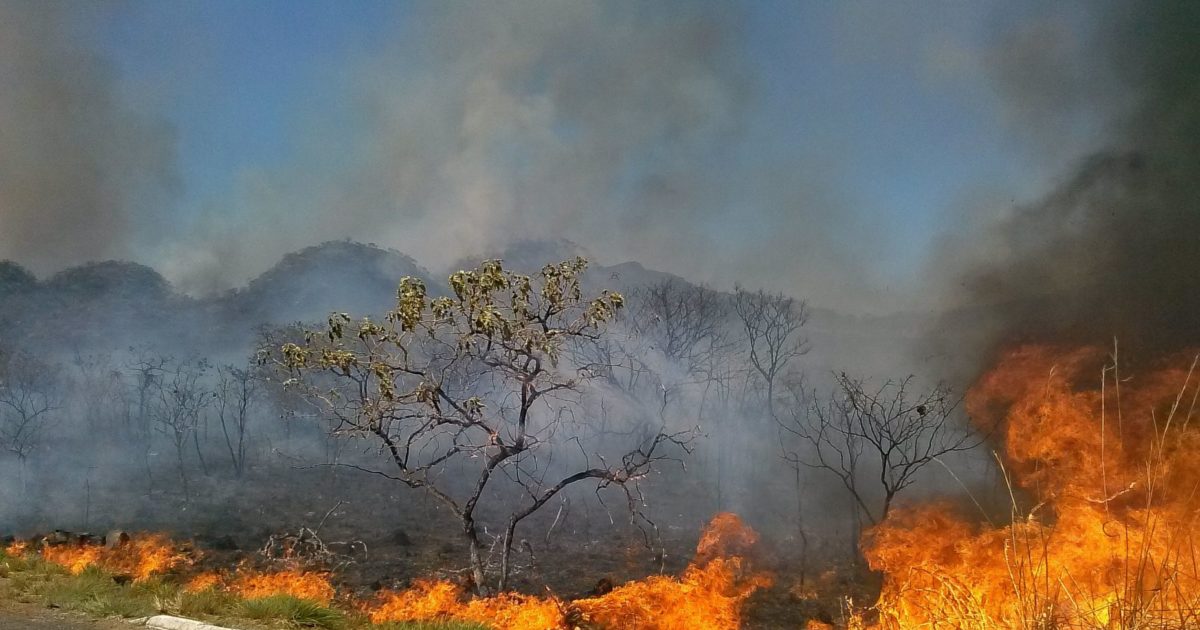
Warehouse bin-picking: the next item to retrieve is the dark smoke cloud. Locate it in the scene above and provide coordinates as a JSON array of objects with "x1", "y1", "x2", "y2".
[
  {"x1": 934, "y1": 1, "x2": 1200, "y2": 362},
  {"x1": 0, "y1": 1, "x2": 178, "y2": 277}
]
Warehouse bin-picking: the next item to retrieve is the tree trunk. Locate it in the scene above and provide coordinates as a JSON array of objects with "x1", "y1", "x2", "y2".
[
  {"x1": 793, "y1": 465, "x2": 810, "y2": 585},
  {"x1": 464, "y1": 518, "x2": 486, "y2": 594},
  {"x1": 497, "y1": 518, "x2": 518, "y2": 592}
]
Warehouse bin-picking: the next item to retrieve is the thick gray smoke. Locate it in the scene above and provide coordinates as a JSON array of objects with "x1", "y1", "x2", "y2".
[
  {"x1": 0, "y1": 2, "x2": 178, "y2": 276},
  {"x1": 162, "y1": 1, "x2": 883, "y2": 312},
  {"x1": 163, "y1": 1, "x2": 751, "y2": 295},
  {"x1": 934, "y1": 1, "x2": 1200, "y2": 363}
]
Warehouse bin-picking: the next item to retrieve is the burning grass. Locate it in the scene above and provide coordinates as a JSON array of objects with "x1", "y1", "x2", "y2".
[
  {"x1": 0, "y1": 511, "x2": 768, "y2": 629},
  {"x1": 369, "y1": 512, "x2": 770, "y2": 630},
  {"x1": 861, "y1": 345, "x2": 1200, "y2": 629},
  {"x1": 230, "y1": 567, "x2": 337, "y2": 605},
  {"x1": 37, "y1": 532, "x2": 191, "y2": 581}
]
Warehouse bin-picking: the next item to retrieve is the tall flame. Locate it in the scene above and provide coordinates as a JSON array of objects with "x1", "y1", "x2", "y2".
[{"x1": 865, "y1": 345, "x2": 1200, "y2": 628}]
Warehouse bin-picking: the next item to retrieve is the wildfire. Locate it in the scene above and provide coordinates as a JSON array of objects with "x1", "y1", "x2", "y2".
[
  {"x1": 4, "y1": 508, "x2": 768, "y2": 627},
  {"x1": 573, "y1": 555, "x2": 771, "y2": 630},
  {"x1": 865, "y1": 344, "x2": 1200, "y2": 629},
  {"x1": 229, "y1": 567, "x2": 336, "y2": 605},
  {"x1": 38, "y1": 532, "x2": 191, "y2": 581},
  {"x1": 184, "y1": 571, "x2": 223, "y2": 592},
  {"x1": 369, "y1": 580, "x2": 564, "y2": 629},
  {"x1": 370, "y1": 511, "x2": 770, "y2": 630}
]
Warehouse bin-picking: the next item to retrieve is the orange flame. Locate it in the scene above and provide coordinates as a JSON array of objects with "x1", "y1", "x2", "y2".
[
  {"x1": 369, "y1": 580, "x2": 563, "y2": 629},
  {"x1": 574, "y1": 555, "x2": 771, "y2": 630},
  {"x1": 865, "y1": 345, "x2": 1200, "y2": 629},
  {"x1": 39, "y1": 533, "x2": 190, "y2": 581},
  {"x1": 370, "y1": 512, "x2": 769, "y2": 630},
  {"x1": 184, "y1": 571, "x2": 223, "y2": 593},
  {"x1": 230, "y1": 567, "x2": 336, "y2": 605},
  {"x1": 4, "y1": 540, "x2": 30, "y2": 557}
]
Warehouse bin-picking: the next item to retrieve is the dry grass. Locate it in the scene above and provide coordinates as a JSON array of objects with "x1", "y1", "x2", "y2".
[{"x1": 0, "y1": 548, "x2": 486, "y2": 630}]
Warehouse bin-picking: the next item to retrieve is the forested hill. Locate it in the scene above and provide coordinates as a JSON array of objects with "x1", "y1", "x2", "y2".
[{"x1": 0, "y1": 239, "x2": 936, "y2": 379}]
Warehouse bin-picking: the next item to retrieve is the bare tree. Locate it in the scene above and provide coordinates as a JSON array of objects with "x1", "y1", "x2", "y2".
[
  {"x1": 147, "y1": 356, "x2": 212, "y2": 499},
  {"x1": 629, "y1": 280, "x2": 749, "y2": 510},
  {"x1": 69, "y1": 351, "x2": 124, "y2": 434},
  {"x1": 631, "y1": 280, "x2": 733, "y2": 379},
  {"x1": 276, "y1": 258, "x2": 694, "y2": 592},
  {"x1": 733, "y1": 287, "x2": 809, "y2": 421},
  {"x1": 124, "y1": 348, "x2": 170, "y2": 490},
  {"x1": 781, "y1": 372, "x2": 978, "y2": 527},
  {"x1": 215, "y1": 362, "x2": 259, "y2": 478},
  {"x1": 0, "y1": 349, "x2": 63, "y2": 466}
]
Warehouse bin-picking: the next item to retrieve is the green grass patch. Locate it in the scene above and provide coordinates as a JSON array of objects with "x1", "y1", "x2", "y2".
[
  {"x1": 0, "y1": 553, "x2": 490, "y2": 630},
  {"x1": 240, "y1": 594, "x2": 345, "y2": 629},
  {"x1": 13, "y1": 565, "x2": 161, "y2": 617},
  {"x1": 179, "y1": 586, "x2": 242, "y2": 617}
]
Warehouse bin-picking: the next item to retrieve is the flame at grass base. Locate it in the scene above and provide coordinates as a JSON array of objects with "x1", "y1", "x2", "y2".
[
  {"x1": 572, "y1": 556, "x2": 771, "y2": 630},
  {"x1": 39, "y1": 533, "x2": 191, "y2": 581},
  {"x1": 864, "y1": 345, "x2": 1200, "y2": 629},
  {"x1": 368, "y1": 580, "x2": 564, "y2": 629},
  {"x1": 185, "y1": 566, "x2": 336, "y2": 606},
  {"x1": 370, "y1": 512, "x2": 770, "y2": 630},
  {"x1": 229, "y1": 568, "x2": 336, "y2": 605},
  {"x1": 4, "y1": 510, "x2": 765, "y2": 627}
]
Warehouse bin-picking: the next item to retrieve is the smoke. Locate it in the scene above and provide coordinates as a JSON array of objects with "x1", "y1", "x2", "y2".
[
  {"x1": 0, "y1": 1, "x2": 178, "y2": 276},
  {"x1": 156, "y1": 1, "x2": 888, "y2": 313},
  {"x1": 932, "y1": 1, "x2": 1200, "y2": 362},
  {"x1": 162, "y1": 1, "x2": 745, "y2": 291}
]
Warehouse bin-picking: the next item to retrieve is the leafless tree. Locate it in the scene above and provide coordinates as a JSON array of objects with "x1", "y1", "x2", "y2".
[
  {"x1": 124, "y1": 348, "x2": 171, "y2": 490},
  {"x1": 147, "y1": 356, "x2": 212, "y2": 498},
  {"x1": 781, "y1": 372, "x2": 978, "y2": 526},
  {"x1": 69, "y1": 351, "x2": 124, "y2": 434},
  {"x1": 631, "y1": 280, "x2": 734, "y2": 379},
  {"x1": 0, "y1": 349, "x2": 63, "y2": 466},
  {"x1": 215, "y1": 362, "x2": 259, "y2": 477},
  {"x1": 277, "y1": 258, "x2": 695, "y2": 592},
  {"x1": 733, "y1": 287, "x2": 809, "y2": 421}
]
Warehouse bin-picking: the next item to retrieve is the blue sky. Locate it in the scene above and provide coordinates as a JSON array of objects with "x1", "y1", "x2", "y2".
[{"x1": 3, "y1": 1, "x2": 1113, "y2": 313}]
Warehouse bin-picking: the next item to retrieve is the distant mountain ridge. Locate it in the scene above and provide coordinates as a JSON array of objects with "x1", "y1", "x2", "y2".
[{"x1": 0, "y1": 239, "x2": 943, "y2": 379}]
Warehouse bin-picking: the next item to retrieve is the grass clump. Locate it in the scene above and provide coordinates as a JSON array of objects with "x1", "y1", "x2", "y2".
[
  {"x1": 20, "y1": 566, "x2": 160, "y2": 618},
  {"x1": 179, "y1": 586, "x2": 242, "y2": 617},
  {"x1": 240, "y1": 594, "x2": 345, "y2": 629}
]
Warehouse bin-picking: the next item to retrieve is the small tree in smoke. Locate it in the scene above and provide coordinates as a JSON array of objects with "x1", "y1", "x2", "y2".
[
  {"x1": 631, "y1": 279, "x2": 734, "y2": 380},
  {"x1": 781, "y1": 372, "x2": 977, "y2": 527},
  {"x1": 0, "y1": 349, "x2": 63, "y2": 467},
  {"x1": 147, "y1": 355, "x2": 212, "y2": 499},
  {"x1": 214, "y1": 362, "x2": 259, "y2": 478},
  {"x1": 629, "y1": 279, "x2": 743, "y2": 508},
  {"x1": 733, "y1": 287, "x2": 809, "y2": 421},
  {"x1": 275, "y1": 257, "x2": 693, "y2": 592}
]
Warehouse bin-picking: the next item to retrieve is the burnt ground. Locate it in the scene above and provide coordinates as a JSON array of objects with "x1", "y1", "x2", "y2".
[{"x1": 6, "y1": 462, "x2": 881, "y2": 628}]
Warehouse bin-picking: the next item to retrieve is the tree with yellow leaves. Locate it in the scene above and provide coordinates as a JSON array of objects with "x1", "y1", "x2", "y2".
[{"x1": 274, "y1": 257, "x2": 692, "y2": 592}]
